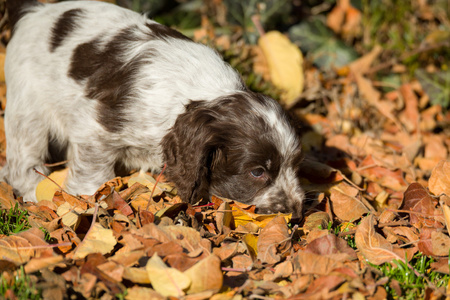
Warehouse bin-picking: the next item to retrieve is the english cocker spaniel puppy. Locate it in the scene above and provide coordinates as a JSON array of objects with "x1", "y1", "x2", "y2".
[{"x1": 2, "y1": 0, "x2": 305, "y2": 218}]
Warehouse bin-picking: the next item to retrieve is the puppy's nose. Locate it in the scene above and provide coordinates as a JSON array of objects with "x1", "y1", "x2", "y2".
[{"x1": 255, "y1": 203, "x2": 287, "y2": 215}]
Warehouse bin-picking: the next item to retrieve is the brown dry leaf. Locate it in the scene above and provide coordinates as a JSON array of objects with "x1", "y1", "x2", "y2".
[
  {"x1": 355, "y1": 215, "x2": 405, "y2": 265},
  {"x1": 354, "y1": 73, "x2": 401, "y2": 127},
  {"x1": 349, "y1": 44, "x2": 382, "y2": 75},
  {"x1": 330, "y1": 182, "x2": 369, "y2": 221},
  {"x1": 133, "y1": 223, "x2": 201, "y2": 253},
  {"x1": 327, "y1": 0, "x2": 361, "y2": 38},
  {"x1": 212, "y1": 242, "x2": 239, "y2": 261},
  {"x1": 35, "y1": 168, "x2": 68, "y2": 202},
  {"x1": 429, "y1": 160, "x2": 450, "y2": 196},
  {"x1": 417, "y1": 136, "x2": 449, "y2": 171},
  {"x1": 104, "y1": 191, "x2": 133, "y2": 216},
  {"x1": 326, "y1": 0, "x2": 346, "y2": 33},
  {"x1": 0, "y1": 228, "x2": 50, "y2": 265},
  {"x1": 441, "y1": 202, "x2": 450, "y2": 233},
  {"x1": 56, "y1": 202, "x2": 83, "y2": 229},
  {"x1": 231, "y1": 203, "x2": 291, "y2": 228},
  {"x1": 216, "y1": 201, "x2": 232, "y2": 234},
  {"x1": 72, "y1": 223, "x2": 117, "y2": 260},
  {"x1": 184, "y1": 255, "x2": 223, "y2": 294},
  {"x1": 303, "y1": 211, "x2": 331, "y2": 233},
  {"x1": 358, "y1": 155, "x2": 406, "y2": 191},
  {"x1": 264, "y1": 260, "x2": 293, "y2": 281},
  {"x1": 0, "y1": 182, "x2": 17, "y2": 209},
  {"x1": 0, "y1": 47, "x2": 5, "y2": 82},
  {"x1": 257, "y1": 31, "x2": 304, "y2": 105},
  {"x1": 418, "y1": 227, "x2": 434, "y2": 256},
  {"x1": 293, "y1": 251, "x2": 345, "y2": 275},
  {"x1": 430, "y1": 258, "x2": 450, "y2": 274},
  {"x1": 399, "y1": 84, "x2": 420, "y2": 132},
  {"x1": 123, "y1": 267, "x2": 151, "y2": 284},
  {"x1": 402, "y1": 182, "x2": 444, "y2": 229},
  {"x1": 125, "y1": 286, "x2": 164, "y2": 300},
  {"x1": 127, "y1": 170, "x2": 171, "y2": 197},
  {"x1": 431, "y1": 231, "x2": 450, "y2": 256},
  {"x1": 146, "y1": 253, "x2": 191, "y2": 298},
  {"x1": 24, "y1": 255, "x2": 64, "y2": 274},
  {"x1": 256, "y1": 216, "x2": 291, "y2": 264},
  {"x1": 305, "y1": 234, "x2": 357, "y2": 261}
]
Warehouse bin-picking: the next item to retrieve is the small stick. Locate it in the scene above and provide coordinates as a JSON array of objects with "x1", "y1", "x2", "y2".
[{"x1": 146, "y1": 163, "x2": 167, "y2": 211}]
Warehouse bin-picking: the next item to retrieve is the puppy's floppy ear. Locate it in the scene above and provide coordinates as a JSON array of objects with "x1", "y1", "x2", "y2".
[{"x1": 161, "y1": 101, "x2": 223, "y2": 204}]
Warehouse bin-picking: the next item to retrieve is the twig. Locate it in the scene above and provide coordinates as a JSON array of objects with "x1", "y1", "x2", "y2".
[
  {"x1": 251, "y1": 15, "x2": 265, "y2": 36},
  {"x1": 221, "y1": 267, "x2": 252, "y2": 272},
  {"x1": 17, "y1": 242, "x2": 72, "y2": 250},
  {"x1": 146, "y1": 164, "x2": 166, "y2": 211},
  {"x1": 33, "y1": 168, "x2": 63, "y2": 191},
  {"x1": 84, "y1": 203, "x2": 99, "y2": 241},
  {"x1": 44, "y1": 160, "x2": 69, "y2": 167},
  {"x1": 33, "y1": 168, "x2": 91, "y2": 204}
]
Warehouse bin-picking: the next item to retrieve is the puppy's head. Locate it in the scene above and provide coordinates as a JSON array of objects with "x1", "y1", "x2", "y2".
[{"x1": 162, "y1": 92, "x2": 304, "y2": 218}]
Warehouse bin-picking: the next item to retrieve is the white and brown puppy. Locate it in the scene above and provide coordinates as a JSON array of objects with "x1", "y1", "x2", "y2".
[{"x1": 2, "y1": 0, "x2": 304, "y2": 217}]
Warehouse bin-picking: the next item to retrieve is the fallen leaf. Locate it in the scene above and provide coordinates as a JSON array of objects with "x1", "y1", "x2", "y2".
[
  {"x1": 293, "y1": 251, "x2": 345, "y2": 275},
  {"x1": 402, "y1": 182, "x2": 444, "y2": 229},
  {"x1": 72, "y1": 223, "x2": 117, "y2": 260},
  {"x1": 303, "y1": 211, "x2": 331, "y2": 233},
  {"x1": 258, "y1": 31, "x2": 304, "y2": 105},
  {"x1": 56, "y1": 201, "x2": 83, "y2": 229},
  {"x1": 429, "y1": 160, "x2": 450, "y2": 196},
  {"x1": 231, "y1": 203, "x2": 291, "y2": 228},
  {"x1": 24, "y1": 255, "x2": 64, "y2": 274},
  {"x1": 0, "y1": 49, "x2": 5, "y2": 82},
  {"x1": 184, "y1": 255, "x2": 223, "y2": 294},
  {"x1": 0, "y1": 182, "x2": 16, "y2": 209},
  {"x1": 304, "y1": 234, "x2": 357, "y2": 261},
  {"x1": 358, "y1": 155, "x2": 406, "y2": 191},
  {"x1": 125, "y1": 286, "x2": 164, "y2": 300},
  {"x1": 355, "y1": 215, "x2": 406, "y2": 265},
  {"x1": 216, "y1": 201, "x2": 233, "y2": 234},
  {"x1": 123, "y1": 267, "x2": 151, "y2": 284},
  {"x1": 330, "y1": 182, "x2": 369, "y2": 221},
  {"x1": 146, "y1": 253, "x2": 191, "y2": 297},
  {"x1": 257, "y1": 216, "x2": 291, "y2": 264},
  {"x1": 431, "y1": 231, "x2": 450, "y2": 256},
  {"x1": 35, "y1": 168, "x2": 68, "y2": 202},
  {"x1": 128, "y1": 170, "x2": 165, "y2": 197},
  {"x1": 0, "y1": 228, "x2": 51, "y2": 265}
]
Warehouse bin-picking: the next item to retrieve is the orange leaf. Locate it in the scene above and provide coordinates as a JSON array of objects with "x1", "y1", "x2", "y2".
[
  {"x1": 256, "y1": 216, "x2": 291, "y2": 264},
  {"x1": 429, "y1": 160, "x2": 450, "y2": 196},
  {"x1": 355, "y1": 215, "x2": 407, "y2": 265},
  {"x1": 330, "y1": 182, "x2": 369, "y2": 221}
]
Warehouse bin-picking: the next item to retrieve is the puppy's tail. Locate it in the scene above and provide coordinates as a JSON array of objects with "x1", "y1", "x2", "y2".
[{"x1": 7, "y1": 0, "x2": 40, "y2": 32}]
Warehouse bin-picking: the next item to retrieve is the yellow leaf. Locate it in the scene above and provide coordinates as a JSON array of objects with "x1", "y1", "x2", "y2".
[
  {"x1": 0, "y1": 51, "x2": 5, "y2": 83},
  {"x1": 146, "y1": 254, "x2": 191, "y2": 297},
  {"x1": 232, "y1": 205, "x2": 291, "y2": 228},
  {"x1": 56, "y1": 202, "x2": 82, "y2": 229},
  {"x1": 242, "y1": 233, "x2": 258, "y2": 260},
  {"x1": 258, "y1": 31, "x2": 304, "y2": 106},
  {"x1": 184, "y1": 255, "x2": 223, "y2": 294},
  {"x1": 440, "y1": 202, "x2": 450, "y2": 233},
  {"x1": 36, "y1": 168, "x2": 68, "y2": 202},
  {"x1": 128, "y1": 170, "x2": 173, "y2": 196},
  {"x1": 72, "y1": 223, "x2": 116, "y2": 260}
]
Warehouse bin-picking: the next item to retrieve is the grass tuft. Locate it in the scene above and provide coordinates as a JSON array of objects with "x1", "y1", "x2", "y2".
[{"x1": 0, "y1": 204, "x2": 31, "y2": 235}]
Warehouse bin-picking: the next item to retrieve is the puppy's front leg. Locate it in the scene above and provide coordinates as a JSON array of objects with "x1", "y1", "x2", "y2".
[
  {"x1": 0, "y1": 115, "x2": 51, "y2": 202},
  {"x1": 64, "y1": 142, "x2": 116, "y2": 197}
]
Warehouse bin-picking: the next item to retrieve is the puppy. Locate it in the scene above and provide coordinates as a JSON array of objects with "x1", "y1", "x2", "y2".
[{"x1": 2, "y1": 0, "x2": 304, "y2": 217}]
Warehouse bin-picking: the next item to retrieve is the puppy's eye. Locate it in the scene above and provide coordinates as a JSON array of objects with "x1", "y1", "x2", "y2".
[{"x1": 250, "y1": 168, "x2": 265, "y2": 178}]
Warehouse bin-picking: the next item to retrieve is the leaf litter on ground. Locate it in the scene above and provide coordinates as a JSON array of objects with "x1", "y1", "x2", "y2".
[{"x1": 0, "y1": 0, "x2": 449, "y2": 299}]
